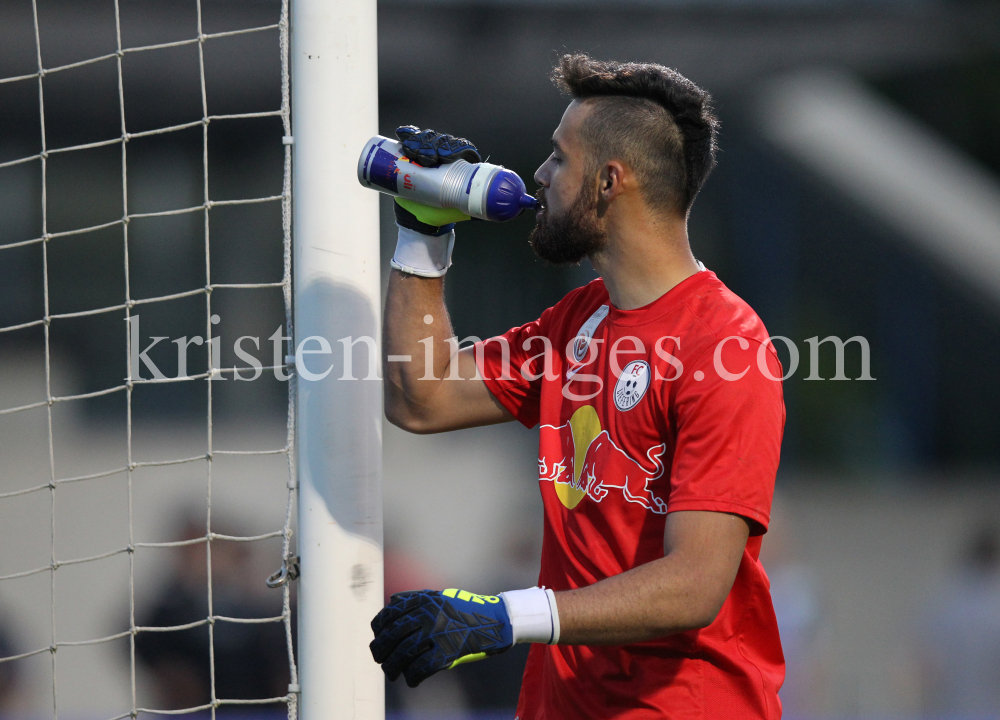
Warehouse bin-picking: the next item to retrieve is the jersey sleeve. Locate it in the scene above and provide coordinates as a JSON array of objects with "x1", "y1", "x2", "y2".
[
  {"x1": 474, "y1": 304, "x2": 556, "y2": 429},
  {"x1": 666, "y1": 337, "x2": 785, "y2": 535}
]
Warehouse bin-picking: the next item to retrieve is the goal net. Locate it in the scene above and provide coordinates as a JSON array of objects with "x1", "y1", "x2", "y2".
[{"x1": 0, "y1": 0, "x2": 299, "y2": 717}]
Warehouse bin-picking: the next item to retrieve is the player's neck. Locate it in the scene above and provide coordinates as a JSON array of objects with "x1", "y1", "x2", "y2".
[{"x1": 590, "y1": 207, "x2": 701, "y2": 311}]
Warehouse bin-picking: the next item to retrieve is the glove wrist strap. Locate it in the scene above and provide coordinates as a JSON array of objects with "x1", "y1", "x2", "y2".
[
  {"x1": 391, "y1": 225, "x2": 455, "y2": 278},
  {"x1": 500, "y1": 587, "x2": 560, "y2": 645}
]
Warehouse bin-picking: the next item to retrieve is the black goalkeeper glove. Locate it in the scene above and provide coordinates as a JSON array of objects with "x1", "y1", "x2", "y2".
[
  {"x1": 370, "y1": 588, "x2": 513, "y2": 688},
  {"x1": 392, "y1": 126, "x2": 483, "y2": 236},
  {"x1": 395, "y1": 125, "x2": 482, "y2": 168}
]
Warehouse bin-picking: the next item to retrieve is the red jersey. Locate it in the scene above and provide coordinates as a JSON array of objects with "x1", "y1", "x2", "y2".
[{"x1": 476, "y1": 271, "x2": 785, "y2": 719}]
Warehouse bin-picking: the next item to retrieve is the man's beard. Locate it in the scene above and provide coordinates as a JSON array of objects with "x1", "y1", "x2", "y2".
[{"x1": 529, "y1": 184, "x2": 607, "y2": 265}]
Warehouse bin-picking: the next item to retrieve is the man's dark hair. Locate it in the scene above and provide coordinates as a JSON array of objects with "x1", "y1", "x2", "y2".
[{"x1": 551, "y1": 53, "x2": 719, "y2": 216}]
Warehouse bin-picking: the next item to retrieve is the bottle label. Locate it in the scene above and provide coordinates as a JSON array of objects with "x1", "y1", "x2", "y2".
[{"x1": 368, "y1": 147, "x2": 400, "y2": 193}]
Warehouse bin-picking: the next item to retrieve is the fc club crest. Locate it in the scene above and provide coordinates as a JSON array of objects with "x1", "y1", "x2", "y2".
[{"x1": 614, "y1": 360, "x2": 651, "y2": 411}]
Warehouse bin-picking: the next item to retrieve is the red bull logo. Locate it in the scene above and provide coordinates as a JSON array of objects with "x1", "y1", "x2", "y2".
[{"x1": 538, "y1": 406, "x2": 667, "y2": 514}]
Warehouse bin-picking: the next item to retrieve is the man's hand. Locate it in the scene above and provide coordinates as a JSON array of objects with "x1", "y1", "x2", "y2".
[
  {"x1": 370, "y1": 589, "x2": 513, "y2": 687},
  {"x1": 392, "y1": 125, "x2": 481, "y2": 233},
  {"x1": 395, "y1": 125, "x2": 481, "y2": 168}
]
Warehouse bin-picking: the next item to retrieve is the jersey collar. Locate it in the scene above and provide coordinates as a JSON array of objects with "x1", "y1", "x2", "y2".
[{"x1": 604, "y1": 269, "x2": 716, "y2": 327}]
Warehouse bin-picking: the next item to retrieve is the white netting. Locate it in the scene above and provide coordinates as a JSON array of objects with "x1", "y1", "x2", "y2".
[{"x1": 0, "y1": 1, "x2": 298, "y2": 717}]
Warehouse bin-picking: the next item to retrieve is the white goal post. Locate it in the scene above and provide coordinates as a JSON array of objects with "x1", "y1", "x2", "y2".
[
  {"x1": 291, "y1": 0, "x2": 385, "y2": 718},
  {"x1": 0, "y1": 0, "x2": 383, "y2": 715}
]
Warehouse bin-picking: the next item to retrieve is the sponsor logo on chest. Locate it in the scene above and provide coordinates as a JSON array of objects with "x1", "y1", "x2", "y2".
[{"x1": 538, "y1": 405, "x2": 667, "y2": 514}]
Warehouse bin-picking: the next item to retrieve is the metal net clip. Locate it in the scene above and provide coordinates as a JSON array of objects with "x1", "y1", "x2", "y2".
[{"x1": 266, "y1": 554, "x2": 300, "y2": 588}]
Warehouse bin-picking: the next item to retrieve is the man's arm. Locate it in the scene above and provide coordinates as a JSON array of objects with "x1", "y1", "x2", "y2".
[
  {"x1": 383, "y1": 270, "x2": 512, "y2": 433},
  {"x1": 554, "y1": 510, "x2": 750, "y2": 645},
  {"x1": 369, "y1": 509, "x2": 752, "y2": 688}
]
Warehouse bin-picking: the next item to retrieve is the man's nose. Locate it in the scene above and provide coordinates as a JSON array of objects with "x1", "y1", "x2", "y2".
[{"x1": 534, "y1": 160, "x2": 550, "y2": 188}]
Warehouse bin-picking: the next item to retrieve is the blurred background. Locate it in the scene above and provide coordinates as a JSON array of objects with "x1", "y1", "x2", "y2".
[{"x1": 1, "y1": 0, "x2": 1000, "y2": 717}]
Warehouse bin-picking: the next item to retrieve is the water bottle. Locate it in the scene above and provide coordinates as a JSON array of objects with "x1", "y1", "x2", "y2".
[{"x1": 357, "y1": 136, "x2": 538, "y2": 222}]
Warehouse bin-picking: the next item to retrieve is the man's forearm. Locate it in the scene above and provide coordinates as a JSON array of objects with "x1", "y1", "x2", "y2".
[
  {"x1": 553, "y1": 553, "x2": 717, "y2": 645},
  {"x1": 383, "y1": 271, "x2": 454, "y2": 406},
  {"x1": 553, "y1": 511, "x2": 750, "y2": 646},
  {"x1": 382, "y1": 250, "x2": 513, "y2": 432}
]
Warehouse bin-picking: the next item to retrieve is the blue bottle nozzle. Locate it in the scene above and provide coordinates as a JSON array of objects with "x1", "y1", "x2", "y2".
[{"x1": 485, "y1": 168, "x2": 540, "y2": 221}]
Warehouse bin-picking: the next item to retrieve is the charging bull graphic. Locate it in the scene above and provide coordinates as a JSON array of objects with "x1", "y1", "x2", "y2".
[{"x1": 538, "y1": 405, "x2": 668, "y2": 514}]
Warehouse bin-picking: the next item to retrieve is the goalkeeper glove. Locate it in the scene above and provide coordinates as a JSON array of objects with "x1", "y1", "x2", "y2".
[
  {"x1": 396, "y1": 125, "x2": 481, "y2": 168},
  {"x1": 389, "y1": 126, "x2": 480, "y2": 278},
  {"x1": 370, "y1": 587, "x2": 559, "y2": 688}
]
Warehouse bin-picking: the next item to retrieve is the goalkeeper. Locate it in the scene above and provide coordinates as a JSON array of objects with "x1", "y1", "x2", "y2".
[{"x1": 375, "y1": 53, "x2": 785, "y2": 719}]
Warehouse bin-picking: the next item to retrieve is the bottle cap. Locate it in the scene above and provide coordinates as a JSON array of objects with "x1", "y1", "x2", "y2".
[{"x1": 486, "y1": 168, "x2": 536, "y2": 222}]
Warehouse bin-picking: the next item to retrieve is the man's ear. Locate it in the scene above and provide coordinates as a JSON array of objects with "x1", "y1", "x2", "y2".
[{"x1": 599, "y1": 160, "x2": 628, "y2": 202}]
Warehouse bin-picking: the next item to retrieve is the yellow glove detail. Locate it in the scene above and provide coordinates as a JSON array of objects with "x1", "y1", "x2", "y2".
[{"x1": 395, "y1": 197, "x2": 471, "y2": 227}]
